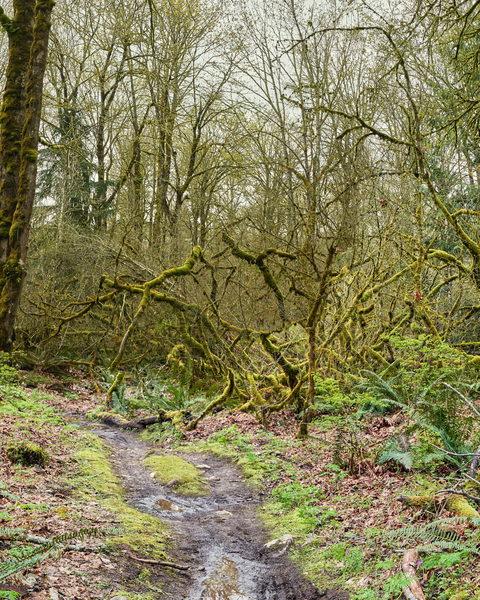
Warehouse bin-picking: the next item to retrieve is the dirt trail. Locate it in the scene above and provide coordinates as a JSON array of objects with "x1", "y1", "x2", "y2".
[{"x1": 86, "y1": 423, "x2": 349, "y2": 600}]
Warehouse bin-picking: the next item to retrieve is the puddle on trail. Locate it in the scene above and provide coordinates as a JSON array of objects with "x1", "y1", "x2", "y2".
[
  {"x1": 201, "y1": 555, "x2": 248, "y2": 600},
  {"x1": 80, "y1": 420, "x2": 340, "y2": 600},
  {"x1": 197, "y1": 549, "x2": 264, "y2": 600},
  {"x1": 156, "y1": 498, "x2": 183, "y2": 512},
  {"x1": 136, "y1": 492, "x2": 207, "y2": 517}
]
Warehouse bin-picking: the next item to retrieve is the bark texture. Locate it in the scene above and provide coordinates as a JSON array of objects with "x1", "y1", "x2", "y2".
[
  {"x1": 401, "y1": 549, "x2": 425, "y2": 600},
  {"x1": 0, "y1": 0, "x2": 55, "y2": 350}
]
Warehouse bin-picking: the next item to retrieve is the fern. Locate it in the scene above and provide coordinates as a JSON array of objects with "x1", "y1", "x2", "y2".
[
  {"x1": 356, "y1": 369, "x2": 407, "y2": 413},
  {"x1": 0, "y1": 483, "x2": 19, "y2": 503},
  {"x1": 378, "y1": 449, "x2": 413, "y2": 470},
  {"x1": 380, "y1": 517, "x2": 480, "y2": 555},
  {"x1": 0, "y1": 526, "x2": 120, "y2": 581},
  {"x1": 111, "y1": 388, "x2": 126, "y2": 414}
]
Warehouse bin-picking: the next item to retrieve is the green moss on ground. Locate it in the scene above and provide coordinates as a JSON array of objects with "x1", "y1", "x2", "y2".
[
  {"x1": 260, "y1": 501, "x2": 343, "y2": 592},
  {"x1": 143, "y1": 454, "x2": 209, "y2": 496},
  {"x1": 174, "y1": 440, "x2": 267, "y2": 488},
  {"x1": 74, "y1": 434, "x2": 170, "y2": 559},
  {"x1": 6, "y1": 440, "x2": 50, "y2": 466}
]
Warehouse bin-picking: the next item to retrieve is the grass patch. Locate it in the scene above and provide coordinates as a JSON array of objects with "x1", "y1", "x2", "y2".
[{"x1": 143, "y1": 454, "x2": 209, "y2": 496}]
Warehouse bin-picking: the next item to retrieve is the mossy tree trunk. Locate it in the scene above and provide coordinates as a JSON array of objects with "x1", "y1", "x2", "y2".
[
  {"x1": 297, "y1": 246, "x2": 335, "y2": 438},
  {"x1": 0, "y1": 0, "x2": 55, "y2": 351}
]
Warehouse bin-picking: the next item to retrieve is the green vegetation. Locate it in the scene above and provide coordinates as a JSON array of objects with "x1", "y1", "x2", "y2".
[
  {"x1": 5, "y1": 440, "x2": 50, "y2": 467},
  {"x1": 0, "y1": 364, "x2": 172, "y2": 598},
  {"x1": 143, "y1": 453, "x2": 209, "y2": 496},
  {"x1": 74, "y1": 435, "x2": 171, "y2": 557}
]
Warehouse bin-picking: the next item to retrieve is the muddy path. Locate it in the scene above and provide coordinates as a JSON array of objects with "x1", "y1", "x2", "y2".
[{"x1": 85, "y1": 423, "x2": 349, "y2": 600}]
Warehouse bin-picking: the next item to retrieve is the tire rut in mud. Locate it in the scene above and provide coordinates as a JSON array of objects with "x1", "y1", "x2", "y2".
[{"x1": 86, "y1": 423, "x2": 349, "y2": 600}]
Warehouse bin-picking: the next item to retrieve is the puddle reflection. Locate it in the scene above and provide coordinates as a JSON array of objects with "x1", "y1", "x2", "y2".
[
  {"x1": 156, "y1": 498, "x2": 183, "y2": 512},
  {"x1": 201, "y1": 556, "x2": 249, "y2": 600}
]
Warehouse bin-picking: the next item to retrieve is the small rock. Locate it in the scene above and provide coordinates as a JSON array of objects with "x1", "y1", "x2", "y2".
[
  {"x1": 215, "y1": 510, "x2": 233, "y2": 517},
  {"x1": 150, "y1": 472, "x2": 155, "y2": 478},
  {"x1": 24, "y1": 574, "x2": 37, "y2": 588},
  {"x1": 49, "y1": 589, "x2": 59, "y2": 600},
  {"x1": 198, "y1": 566, "x2": 206, "y2": 571},
  {"x1": 110, "y1": 596, "x2": 130, "y2": 600},
  {"x1": 196, "y1": 464, "x2": 211, "y2": 470},
  {"x1": 264, "y1": 534, "x2": 294, "y2": 550}
]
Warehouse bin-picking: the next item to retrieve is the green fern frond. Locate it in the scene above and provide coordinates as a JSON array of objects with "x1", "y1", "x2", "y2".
[
  {"x1": 380, "y1": 517, "x2": 480, "y2": 556},
  {"x1": 0, "y1": 483, "x2": 19, "y2": 503},
  {"x1": 358, "y1": 370, "x2": 405, "y2": 406},
  {"x1": 378, "y1": 449, "x2": 413, "y2": 470},
  {"x1": 0, "y1": 526, "x2": 121, "y2": 581},
  {"x1": 0, "y1": 527, "x2": 26, "y2": 538}
]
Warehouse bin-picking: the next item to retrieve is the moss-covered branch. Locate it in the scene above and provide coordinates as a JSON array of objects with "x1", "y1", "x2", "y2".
[
  {"x1": 186, "y1": 369, "x2": 235, "y2": 430},
  {"x1": 222, "y1": 232, "x2": 294, "y2": 322}
]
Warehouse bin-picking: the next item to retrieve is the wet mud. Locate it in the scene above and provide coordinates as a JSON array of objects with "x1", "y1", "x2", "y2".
[{"x1": 85, "y1": 423, "x2": 349, "y2": 600}]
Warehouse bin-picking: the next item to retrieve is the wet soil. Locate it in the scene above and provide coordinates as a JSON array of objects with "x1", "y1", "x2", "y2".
[{"x1": 85, "y1": 423, "x2": 349, "y2": 600}]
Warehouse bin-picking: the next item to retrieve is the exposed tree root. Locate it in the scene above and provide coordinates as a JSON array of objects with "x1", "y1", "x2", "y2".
[{"x1": 126, "y1": 552, "x2": 189, "y2": 571}]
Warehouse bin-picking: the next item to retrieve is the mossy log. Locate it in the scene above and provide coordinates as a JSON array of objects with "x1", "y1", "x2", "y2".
[
  {"x1": 399, "y1": 493, "x2": 480, "y2": 518},
  {"x1": 99, "y1": 410, "x2": 184, "y2": 430}
]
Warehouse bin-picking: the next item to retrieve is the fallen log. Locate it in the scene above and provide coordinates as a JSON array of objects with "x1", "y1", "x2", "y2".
[
  {"x1": 398, "y1": 493, "x2": 480, "y2": 518},
  {"x1": 99, "y1": 410, "x2": 184, "y2": 430},
  {"x1": 401, "y1": 549, "x2": 425, "y2": 600}
]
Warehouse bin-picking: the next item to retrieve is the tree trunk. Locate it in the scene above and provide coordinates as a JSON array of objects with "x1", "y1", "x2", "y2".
[
  {"x1": 0, "y1": 0, "x2": 55, "y2": 351},
  {"x1": 0, "y1": 1, "x2": 35, "y2": 264}
]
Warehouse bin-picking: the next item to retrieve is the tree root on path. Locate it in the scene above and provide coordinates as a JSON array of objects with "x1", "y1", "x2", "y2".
[{"x1": 126, "y1": 552, "x2": 189, "y2": 571}]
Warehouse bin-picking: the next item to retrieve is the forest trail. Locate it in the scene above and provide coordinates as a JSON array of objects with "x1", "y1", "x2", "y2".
[{"x1": 85, "y1": 422, "x2": 349, "y2": 600}]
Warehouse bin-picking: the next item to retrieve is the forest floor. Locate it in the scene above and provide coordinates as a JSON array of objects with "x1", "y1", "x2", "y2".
[{"x1": 0, "y1": 372, "x2": 479, "y2": 600}]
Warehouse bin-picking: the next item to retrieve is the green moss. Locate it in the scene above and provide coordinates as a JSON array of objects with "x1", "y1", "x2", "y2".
[
  {"x1": 260, "y1": 501, "x2": 340, "y2": 591},
  {"x1": 22, "y1": 147, "x2": 38, "y2": 163},
  {"x1": 143, "y1": 454, "x2": 209, "y2": 496},
  {"x1": 104, "y1": 592, "x2": 160, "y2": 600},
  {"x1": 446, "y1": 494, "x2": 480, "y2": 518},
  {"x1": 449, "y1": 592, "x2": 471, "y2": 600},
  {"x1": 6, "y1": 440, "x2": 50, "y2": 466},
  {"x1": 92, "y1": 410, "x2": 129, "y2": 424},
  {"x1": 177, "y1": 439, "x2": 267, "y2": 488},
  {"x1": 74, "y1": 435, "x2": 170, "y2": 559}
]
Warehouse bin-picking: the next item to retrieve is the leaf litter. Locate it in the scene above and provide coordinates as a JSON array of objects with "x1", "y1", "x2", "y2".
[{"x1": 0, "y1": 376, "x2": 479, "y2": 598}]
